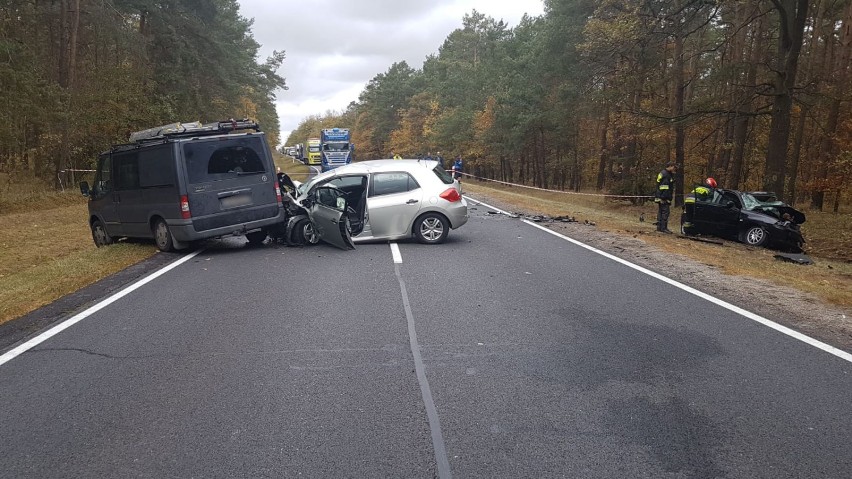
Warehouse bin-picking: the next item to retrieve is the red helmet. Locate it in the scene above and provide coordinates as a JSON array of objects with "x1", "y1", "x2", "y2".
[{"x1": 705, "y1": 177, "x2": 717, "y2": 188}]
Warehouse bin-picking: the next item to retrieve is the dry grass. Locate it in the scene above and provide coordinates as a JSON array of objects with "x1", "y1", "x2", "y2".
[
  {"x1": 0, "y1": 156, "x2": 304, "y2": 326},
  {"x1": 0, "y1": 195, "x2": 158, "y2": 325},
  {"x1": 273, "y1": 153, "x2": 312, "y2": 179},
  {"x1": 463, "y1": 181, "x2": 852, "y2": 308}
]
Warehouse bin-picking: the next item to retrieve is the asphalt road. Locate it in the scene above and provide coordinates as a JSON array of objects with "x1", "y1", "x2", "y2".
[{"x1": 1, "y1": 198, "x2": 851, "y2": 478}]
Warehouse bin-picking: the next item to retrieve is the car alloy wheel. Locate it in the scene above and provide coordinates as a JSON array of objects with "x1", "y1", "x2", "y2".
[
  {"x1": 743, "y1": 226, "x2": 767, "y2": 246},
  {"x1": 415, "y1": 213, "x2": 448, "y2": 244}
]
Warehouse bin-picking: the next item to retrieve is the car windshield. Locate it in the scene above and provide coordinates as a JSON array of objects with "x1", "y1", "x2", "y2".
[
  {"x1": 741, "y1": 193, "x2": 762, "y2": 210},
  {"x1": 323, "y1": 142, "x2": 349, "y2": 151},
  {"x1": 297, "y1": 174, "x2": 328, "y2": 196}
]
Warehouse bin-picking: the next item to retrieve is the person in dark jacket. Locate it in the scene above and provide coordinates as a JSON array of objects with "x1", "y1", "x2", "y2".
[
  {"x1": 452, "y1": 155, "x2": 463, "y2": 181},
  {"x1": 682, "y1": 177, "x2": 717, "y2": 233},
  {"x1": 655, "y1": 162, "x2": 677, "y2": 233}
]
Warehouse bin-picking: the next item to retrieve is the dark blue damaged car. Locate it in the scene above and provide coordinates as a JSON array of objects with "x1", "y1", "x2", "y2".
[{"x1": 680, "y1": 188, "x2": 806, "y2": 253}]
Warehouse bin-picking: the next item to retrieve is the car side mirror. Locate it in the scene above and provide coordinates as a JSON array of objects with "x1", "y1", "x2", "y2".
[
  {"x1": 80, "y1": 181, "x2": 90, "y2": 197},
  {"x1": 725, "y1": 201, "x2": 735, "y2": 209}
]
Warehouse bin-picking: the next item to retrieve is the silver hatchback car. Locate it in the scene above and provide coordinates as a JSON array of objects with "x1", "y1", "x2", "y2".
[{"x1": 283, "y1": 159, "x2": 468, "y2": 248}]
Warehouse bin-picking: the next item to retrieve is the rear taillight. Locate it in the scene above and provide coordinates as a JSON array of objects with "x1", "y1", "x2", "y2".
[
  {"x1": 275, "y1": 183, "x2": 282, "y2": 205},
  {"x1": 439, "y1": 188, "x2": 461, "y2": 202},
  {"x1": 180, "y1": 195, "x2": 191, "y2": 219}
]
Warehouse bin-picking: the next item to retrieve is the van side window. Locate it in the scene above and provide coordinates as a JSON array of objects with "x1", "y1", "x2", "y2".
[
  {"x1": 92, "y1": 155, "x2": 112, "y2": 198},
  {"x1": 138, "y1": 145, "x2": 176, "y2": 188},
  {"x1": 114, "y1": 152, "x2": 140, "y2": 190}
]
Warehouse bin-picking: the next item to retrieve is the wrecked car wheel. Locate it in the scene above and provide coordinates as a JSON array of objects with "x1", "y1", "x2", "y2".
[
  {"x1": 91, "y1": 219, "x2": 113, "y2": 247},
  {"x1": 246, "y1": 229, "x2": 267, "y2": 245},
  {"x1": 680, "y1": 216, "x2": 695, "y2": 236},
  {"x1": 414, "y1": 213, "x2": 449, "y2": 244},
  {"x1": 740, "y1": 226, "x2": 768, "y2": 247},
  {"x1": 294, "y1": 218, "x2": 320, "y2": 245}
]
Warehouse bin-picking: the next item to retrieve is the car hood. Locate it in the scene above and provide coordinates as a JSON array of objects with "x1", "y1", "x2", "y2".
[{"x1": 752, "y1": 202, "x2": 806, "y2": 225}]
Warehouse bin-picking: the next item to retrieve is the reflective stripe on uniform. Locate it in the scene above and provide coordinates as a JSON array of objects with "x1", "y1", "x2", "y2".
[{"x1": 659, "y1": 185, "x2": 670, "y2": 190}]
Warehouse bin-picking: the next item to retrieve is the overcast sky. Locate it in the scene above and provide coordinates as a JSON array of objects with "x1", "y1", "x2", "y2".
[{"x1": 236, "y1": 0, "x2": 545, "y2": 145}]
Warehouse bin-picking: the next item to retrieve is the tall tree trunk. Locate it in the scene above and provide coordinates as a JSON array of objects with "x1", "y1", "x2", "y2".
[
  {"x1": 763, "y1": 0, "x2": 809, "y2": 198},
  {"x1": 596, "y1": 108, "x2": 609, "y2": 190},
  {"x1": 787, "y1": 0, "x2": 824, "y2": 205},
  {"x1": 812, "y1": 2, "x2": 852, "y2": 210},
  {"x1": 729, "y1": 7, "x2": 763, "y2": 190},
  {"x1": 57, "y1": 0, "x2": 80, "y2": 186},
  {"x1": 673, "y1": 27, "x2": 686, "y2": 207}
]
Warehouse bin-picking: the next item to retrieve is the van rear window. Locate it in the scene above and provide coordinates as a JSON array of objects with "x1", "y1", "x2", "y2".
[{"x1": 184, "y1": 137, "x2": 267, "y2": 183}]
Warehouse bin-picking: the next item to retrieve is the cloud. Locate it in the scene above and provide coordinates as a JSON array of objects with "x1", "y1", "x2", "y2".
[{"x1": 238, "y1": 0, "x2": 545, "y2": 144}]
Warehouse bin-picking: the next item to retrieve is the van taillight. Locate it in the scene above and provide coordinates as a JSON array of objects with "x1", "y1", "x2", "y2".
[
  {"x1": 180, "y1": 195, "x2": 191, "y2": 219},
  {"x1": 275, "y1": 183, "x2": 282, "y2": 205},
  {"x1": 439, "y1": 188, "x2": 461, "y2": 202}
]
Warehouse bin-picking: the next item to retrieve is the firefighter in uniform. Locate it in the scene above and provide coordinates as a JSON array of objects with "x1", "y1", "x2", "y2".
[
  {"x1": 682, "y1": 177, "x2": 717, "y2": 234},
  {"x1": 655, "y1": 161, "x2": 677, "y2": 233}
]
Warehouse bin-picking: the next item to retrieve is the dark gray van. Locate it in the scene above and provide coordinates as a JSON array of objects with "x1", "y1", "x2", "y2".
[{"x1": 80, "y1": 119, "x2": 285, "y2": 251}]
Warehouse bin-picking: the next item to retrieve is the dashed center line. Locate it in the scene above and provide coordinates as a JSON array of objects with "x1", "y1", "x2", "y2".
[{"x1": 390, "y1": 242, "x2": 402, "y2": 263}]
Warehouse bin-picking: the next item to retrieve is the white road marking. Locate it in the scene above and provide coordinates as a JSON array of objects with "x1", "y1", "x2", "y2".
[
  {"x1": 467, "y1": 195, "x2": 852, "y2": 364},
  {"x1": 390, "y1": 242, "x2": 402, "y2": 264},
  {"x1": 524, "y1": 219, "x2": 852, "y2": 364},
  {"x1": 466, "y1": 197, "x2": 512, "y2": 216},
  {"x1": 0, "y1": 250, "x2": 202, "y2": 368},
  {"x1": 393, "y1": 264, "x2": 451, "y2": 478}
]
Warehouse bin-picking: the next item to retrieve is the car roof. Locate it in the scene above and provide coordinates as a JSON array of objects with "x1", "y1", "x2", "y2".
[{"x1": 313, "y1": 159, "x2": 440, "y2": 179}]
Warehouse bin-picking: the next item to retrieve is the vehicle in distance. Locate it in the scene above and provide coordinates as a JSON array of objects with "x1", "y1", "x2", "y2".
[
  {"x1": 305, "y1": 138, "x2": 321, "y2": 166},
  {"x1": 275, "y1": 159, "x2": 468, "y2": 249},
  {"x1": 681, "y1": 188, "x2": 805, "y2": 252},
  {"x1": 80, "y1": 119, "x2": 285, "y2": 252},
  {"x1": 320, "y1": 128, "x2": 354, "y2": 172}
]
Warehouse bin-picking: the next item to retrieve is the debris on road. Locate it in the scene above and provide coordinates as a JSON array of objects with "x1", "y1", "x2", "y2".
[{"x1": 774, "y1": 253, "x2": 814, "y2": 265}]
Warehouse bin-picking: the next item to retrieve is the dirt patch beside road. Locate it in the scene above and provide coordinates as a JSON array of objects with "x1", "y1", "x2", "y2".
[{"x1": 466, "y1": 191, "x2": 852, "y2": 354}]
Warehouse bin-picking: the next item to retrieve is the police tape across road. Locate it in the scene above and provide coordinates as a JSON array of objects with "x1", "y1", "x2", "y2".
[{"x1": 452, "y1": 171, "x2": 655, "y2": 199}]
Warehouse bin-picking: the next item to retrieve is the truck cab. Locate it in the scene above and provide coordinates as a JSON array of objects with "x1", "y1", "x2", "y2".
[
  {"x1": 306, "y1": 138, "x2": 322, "y2": 166},
  {"x1": 320, "y1": 128, "x2": 354, "y2": 172}
]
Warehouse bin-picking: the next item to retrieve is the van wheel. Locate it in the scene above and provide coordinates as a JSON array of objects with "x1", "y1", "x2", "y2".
[
  {"x1": 293, "y1": 218, "x2": 320, "y2": 245},
  {"x1": 414, "y1": 213, "x2": 449, "y2": 244},
  {"x1": 91, "y1": 219, "x2": 113, "y2": 247},
  {"x1": 246, "y1": 229, "x2": 268, "y2": 245},
  {"x1": 153, "y1": 219, "x2": 175, "y2": 252}
]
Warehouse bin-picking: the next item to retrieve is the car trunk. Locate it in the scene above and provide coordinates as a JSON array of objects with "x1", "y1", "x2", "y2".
[{"x1": 182, "y1": 135, "x2": 278, "y2": 232}]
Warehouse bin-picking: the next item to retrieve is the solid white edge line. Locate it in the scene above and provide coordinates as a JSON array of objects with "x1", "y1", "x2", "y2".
[
  {"x1": 390, "y1": 242, "x2": 402, "y2": 264},
  {"x1": 466, "y1": 195, "x2": 852, "y2": 364},
  {"x1": 465, "y1": 197, "x2": 513, "y2": 216},
  {"x1": 0, "y1": 250, "x2": 202, "y2": 368},
  {"x1": 519, "y1": 219, "x2": 852, "y2": 364}
]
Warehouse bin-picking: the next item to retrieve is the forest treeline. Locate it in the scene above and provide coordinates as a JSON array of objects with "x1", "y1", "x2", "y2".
[
  {"x1": 0, "y1": 0, "x2": 285, "y2": 186},
  {"x1": 287, "y1": 0, "x2": 851, "y2": 210}
]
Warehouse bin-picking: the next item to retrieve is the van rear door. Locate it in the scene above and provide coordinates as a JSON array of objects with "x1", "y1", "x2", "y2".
[{"x1": 181, "y1": 135, "x2": 279, "y2": 232}]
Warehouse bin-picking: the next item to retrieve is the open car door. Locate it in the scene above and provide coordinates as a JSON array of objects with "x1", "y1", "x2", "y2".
[{"x1": 305, "y1": 185, "x2": 355, "y2": 250}]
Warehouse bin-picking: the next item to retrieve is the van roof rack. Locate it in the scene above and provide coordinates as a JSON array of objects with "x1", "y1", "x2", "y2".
[{"x1": 128, "y1": 118, "x2": 260, "y2": 143}]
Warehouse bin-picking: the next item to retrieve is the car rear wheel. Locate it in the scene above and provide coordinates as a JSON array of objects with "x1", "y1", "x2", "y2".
[
  {"x1": 680, "y1": 215, "x2": 695, "y2": 236},
  {"x1": 246, "y1": 229, "x2": 267, "y2": 245},
  {"x1": 153, "y1": 219, "x2": 175, "y2": 252},
  {"x1": 740, "y1": 225, "x2": 768, "y2": 247},
  {"x1": 414, "y1": 213, "x2": 449, "y2": 244},
  {"x1": 293, "y1": 218, "x2": 320, "y2": 245},
  {"x1": 91, "y1": 219, "x2": 113, "y2": 247}
]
